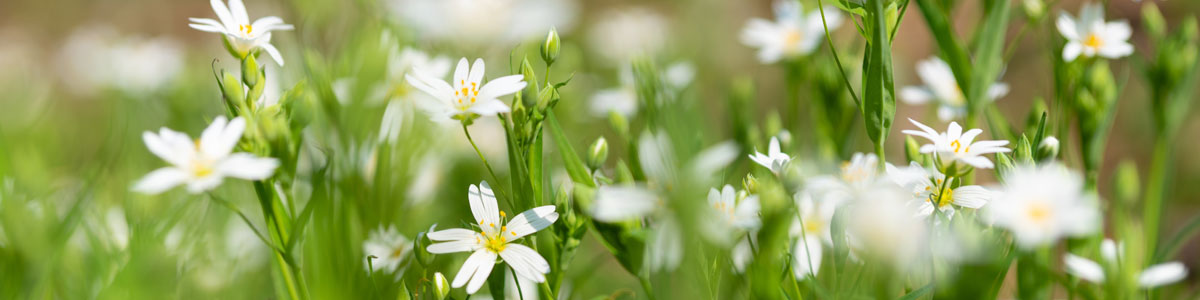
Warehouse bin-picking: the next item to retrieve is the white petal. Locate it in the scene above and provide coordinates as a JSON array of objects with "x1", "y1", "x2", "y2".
[
  {"x1": 405, "y1": 71, "x2": 453, "y2": 101},
  {"x1": 209, "y1": 0, "x2": 237, "y2": 31},
  {"x1": 793, "y1": 236, "x2": 823, "y2": 278},
  {"x1": 477, "y1": 75, "x2": 526, "y2": 100},
  {"x1": 951, "y1": 185, "x2": 990, "y2": 208},
  {"x1": 185, "y1": 174, "x2": 224, "y2": 194},
  {"x1": 216, "y1": 153, "x2": 279, "y2": 180},
  {"x1": 465, "y1": 99, "x2": 511, "y2": 116},
  {"x1": 1138, "y1": 262, "x2": 1188, "y2": 288},
  {"x1": 469, "y1": 182, "x2": 501, "y2": 231},
  {"x1": 499, "y1": 244, "x2": 551, "y2": 283},
  {"x1": 1063, "y1": 42, "x2": 1084, "y2": 62},
  {"x1": 427, "y1": 239, "x2": 479, "y2": 254},
  {"x1": 900, "y1": 86, "x2": 935, "y2": 104},
  {"x1": 228, "y1": 0, "x2": 249, "y2": 25},
  {"x1": 1064, "y1": 254, "x2": 1105, "y2": 283},
  {"x1": 451, "y1": 250, "x2": 497, "y2": 294},
  {"x1": 251, "y1": 16, "x2": 290, "y2": 31},
  {"x1": 260, "y1": 42, "x2": 285, "y2": 66},
  {"x1": 734, "y1": 196, "x2": 762, "y2": 229},
  {"x1": 1099, "y1": 42, "x2": 1133, "y2": 59},
  {"x1": 143, "y1": 130, "x2": 190, "y2": 167},
  {"x1": 200, "y1": 116, "x2": 243, "y2": 158},
  {"x1": 591, "y1": 186, "x2": 658, "y2": 222},
  {"x1": 428, "y1": 228, "x2": 478, "y2": 241},
  {"x1": 452, "y1": 58, "x2": 470, "y2": 87},
  {"x1": 768, "y1": 137, "x2": 782, "y2": 157},
  {"x1": 1100, "y1": 239, "x2": 1119, "y2": 262},
  {"x1": 467, "y1": 58, "x2": 486, "y2": 86},
  {"x1": 1056, "y1": 13, "x2": 1079, "y2": 40},
  {"x1": 132, "y1": 167, "x2": 188, "y2": 194},
  {"x1": 504, "y1": 205, "x2": 559, "y2": 240}
]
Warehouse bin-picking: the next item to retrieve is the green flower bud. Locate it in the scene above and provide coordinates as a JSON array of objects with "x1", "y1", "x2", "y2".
[
  {"x1": 587, "y1": 137, "x2": 609, "y2": 170},
  {"x1": 904, "y1": 136, "x2": 922, "y2": 164},
  {"x1": 1036, "y1": 136, "x2": 1059, "y2": 162},
  {"x1": 608, "y1": 111, "x2": 629, "y2": 138},
  {"x1": 242, "y1": 54, "x2": 260, "y2": 87},
  {"x1": 1113, "y1": 160, "x2": 1140, "y2": 207},
  {"x1": 1022, "y1": 0, "x2": 1045, "y2": 21},
  {"x1": 742, "y1": 174, "x2": 759, "y2": 195},
  {"x1": 432, "y1": 272, "x2": 450, "y2": 300},
  {"x1": 246, "y1": 70, "x2": 266, "y2": 109},
  {"x1": 1013, "y1": 135, "x2": 1033, "y2": 164},
  {"x1": 540, "y1": 27, "x2": 561, "y2": 65},
  {"x1": 1142, "y1": 3, "x2": 1167, "y2": 41},
  {"x1": 521, "y1": 58, "x2": 539, "y2": 107},
  {"x1": 614, "y1": 160, "x2": 635, "y2": 184},
  {"x1": 413, "y1": 229, "x2": 434, "y2": 267},
  {"x1": 994, "y1": 152, "x2": 1015, "y2": 181},
  {"x1": 537, "y1": 86, "x2": 559, "y2": 111},
  {"x1": 221, "y1": 71, "x2": 246, "y2": 113}
]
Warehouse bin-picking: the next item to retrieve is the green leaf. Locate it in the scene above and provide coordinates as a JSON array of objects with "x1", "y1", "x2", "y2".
[
  {"x1": 915, "y1": 0, "x2": 972, "y2": 94},
  {"x1": 897, "y1": 284, "x2": 933, "y2": 300},
  {"x1": 861, "y1": 0, "x2": 897, "y2": 152},
  {"x1": 966, "y1": 0, "x2": 1011, "y2": 118},
  {"x1": 546, "y1": 110, "x2": 595, "y2": 188}
]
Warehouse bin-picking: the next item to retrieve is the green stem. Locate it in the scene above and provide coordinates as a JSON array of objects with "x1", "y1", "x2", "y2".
[
  {"x1": 462, "y1": 123, "x2": 512, "y2": 206},
  {"x1": 1143, "y1": 134, "x2": 1171, "y2": 261},
  {"x1": 639, "y1": 275, "x2": 657, "y2": 300},
  {"x1": 253, "y1": 181, "x2": 305, "y2": 300},
  {"x1": 816, "y1": 0, "x2": 861, "y2": 107},
  {"x1": 510, "y1": 268, "x2": 526, "y2": 300}
]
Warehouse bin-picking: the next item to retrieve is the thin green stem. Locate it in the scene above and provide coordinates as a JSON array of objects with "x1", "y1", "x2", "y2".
[
  {"x1": 511, "y1": 268, "x2": 526, "y2": 300},
  {"x1": 208, "y1": 193, "x2": 288, "y2": 256},
  {"x1": 462, "y1": 123, "x2": 512, "y2": 206},
  {"x1": 816, "y1": 0, "x2": 861, "y2": 107}
]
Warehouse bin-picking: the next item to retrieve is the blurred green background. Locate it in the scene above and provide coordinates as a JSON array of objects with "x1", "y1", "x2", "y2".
[{"x1": 0, "y1": 0, "x2": 1198, "y2": 298}]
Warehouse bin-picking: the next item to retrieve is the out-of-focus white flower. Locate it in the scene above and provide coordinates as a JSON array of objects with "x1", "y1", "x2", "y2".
[
  {"x1": 709, "y1": 185, "x2": 761, "y2": 231},
  {"x1": 406, "y1": 58, "x2": 526, "y2": 123},
  {"x1": 389, "y1": 0, "x2": 576, "y2": 47},
  {"x1": 1057, "y1": 3, "x2": 1133, "y2": 62},
  {"x1": 406, "y1": 153, "x2": 446, "y2": 205},
  {"x1": 58, "y1": 27, "x2": 184, "y2": 95},
  {"x1": 806, "y1": 152, "x2": 879, "y2": 204},
  {"x1": 589, "y1": 185, "x2": 684, "y2": 272},
  {"x1": 740, "y1": 1, "x2": 842, "y2": 64},
  {"x1": 425, "y1": 181, "x2": 558, "y2": 294},
  {"x1": 134, "y1": 116, "x2": 280, "y2": 194},
  {"x1": 388, "y1": 47, "x2": 452, "y2": 103},
  {"x1": 189, "y1": 0, "x2": 294, "y2": 65},
  {"x1": 886, "y1": 162, "x2": 991, "y2": 218},
  {"x1": 845, "y1": 183, "x2": 926, "y2": 268},
  {"x1": 790, "y1": 191, "x2": 839, "y2": 278},
  {"x1": 364, "y1": 225, "x2": 412, "y2": 274},
  {"x1": 1064, "y1": 239, "x2": 1188, "y2": 288},
  {"x1": 589, "y1": 8, "x2": 668, "y2": 63},
  {"x1": 902, "y1": 119, "x2": 1010, "y2": 169},
  {"x1": 899, "y1": 57, "x2": 1009, "y2": 121},
  {"x1": 589, "y1": 62, "x2": 695, "y2": 118},
  {"x1": 749, "y1": 137, "x2": 792, "y2": 175},
  {"x1": 986, "y1": 163, "x2": 1099, "y2": 249}
]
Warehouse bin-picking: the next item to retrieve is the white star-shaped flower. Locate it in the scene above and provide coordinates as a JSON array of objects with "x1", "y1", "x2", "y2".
[
  {"x1": 749, "y1": 137, "x2": 792, "y2": 175},
  {"x1": 406, "y1": 58, "x2": 527, "y2": 124},
  {"x1": 886, "y1": 161, "x2": 991, "y2": 218},
  {"x1": 985, "y1": 163, "x2": 1099, "y2": 249},
  {"x1": 899, "y1": 57, "x2": 1010, "y2": 121},
  {"x1": 188, "y1": 0, "x2": 294, "y2": 65},
  {"x1": 740, "y1": 0, "x2": 842, "y2": 63},
  {"x1": 902, "y1": 119, "x2": 1011, "y2": 169},
  {"x1": 134, "y1": 116, "x2": 279, "y2": 194},
  {"x1": 363, "y1": 225, "x2": 412, "y2": 274},
  {"x1": 425, "y1": 181, "x2": 558, "y2": 294},
  {"x1": 1057, "y1": 3, "x2": 1133, "y2": 62}
]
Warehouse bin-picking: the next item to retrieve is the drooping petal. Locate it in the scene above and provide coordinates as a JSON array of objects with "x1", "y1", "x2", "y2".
[
  {"x1": 1100, "y1": 239, "x2": 1119, "y2": 262},
  {"x1": 133, "y1": 167, "x2": 188, "y2": 194},
  {"x1": 465, "y1": 99, "x2": 511, "y2": 116},
  {"x1": 499, "y1": 244, "x2": 551, "y2": 283},
  {"x1": 451, "y1": 250, "x2": 498, "y2": 294},
  {"x1": 215, "y1": 153, "x2": 279, "y2": 180},
  {"x1": 504, "y1": 205, "x2": 559, "y2": 240},
  {"x1": 1138, "y1": 262, "x2": 1188, "y2": 288},
  {"x1": 647, "y1": 218, "x2": 683, "y2": 271},
  {"x1": 1064, "y1": 254, "x2": 1105, "y2": 283},
  {"x1": 260, "y1": 42, "x2": 285, "y2": 66}
]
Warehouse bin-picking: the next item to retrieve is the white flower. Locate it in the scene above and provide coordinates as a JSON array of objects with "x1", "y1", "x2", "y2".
[
  {"x1": 57, "y1": 26, "x2": 184, "y2": 95},
  {"x1": 1065, "y1": 239, "x2": 1188, "y2": 288},
  {"x1": 749, "y1": 137, "x2": 792, "y2": 175},
  {"x1": 388, "y1": 47, "x2": 452, "y2": 102},
  {"x1": 426, "y1": 181, "x2": 559, "y2": 294},
  {"x1": 134, "y1": 116, "x2": 279, "y2": 194},
  {"x1": 806, "y1": 152, "x2": 879, "y2": 204},
  {"x1": 845, "y1": 183, "x2": 926, "y2": 268},
  {"x1": 364, "y1": 225, "x2": 412, "y2": 274},
  {"x1": 708, "y1": 185, "x2": 761, "y2": 231},
  {"x1": 406, "y1": 58, "x2": 527, "y2": 123},
  {"x1": 1056, "y1": 3, "x2": 1133, "y2": 62},
  {"x1": 188, "y1": 0, "x2": 293, "y2": 65},
  {"x1": 590, "y1": 185, "x2": 683, "y2": 271},
  {"x1": 740, "y1": 1, "x2": 842, "y2": 63},
  {"x1": 589, "y1": 62, "x2": 695, "y2": 118},
  {"x1": 886, "y1": 161, "x2": 992, "y2": 218},
  {"x1": 789, "y1": 191, "x2": 839, "y2": 278},
  {"x1": 902, "y1": 119, "x2": 1010, "y2": 169},
  {"x1": 899, "y1": 57, "x2": 1010, "y2": 121},
  {"x1": 588, "y1": 8, "x2": 668, "y2": 63},
  {"x1": 986, "y1": 163, "x2": 1099, "y2": 249}
]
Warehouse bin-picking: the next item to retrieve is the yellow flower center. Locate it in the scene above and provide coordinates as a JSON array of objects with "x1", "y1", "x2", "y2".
[
  {"x1": 239, "y1": 24, "x2": 254, "y2": 36},
  {"x1": 1083, "y1": 33, "x2": 1103, "y2": 49},
  {"x1": 1026, "y1": 202, "x2": 1052, "y2": 224},
  {"x1": 477, "y1": 210, "x2": 519, "y2": 253},
  {"x1": 453, "y1": 80, "x2": 480, "y2": 111},
  {"x1": 950, "y1": 140, "x2": 969, "y2": 153},
  {"x1": 803, "y1": 219, "x2": 824, "y2": 235},
  {"x1": 391, "y1": 247, "x2": 406, "y2": 258},
  {"x1": 191, "y1": 139, "x2": 214, "y2": 177},
  {"x1": 483, "y1": 233, "x2": 507, "y2": 253},
  {"x1": 784, "y1": 29, "x2": 804, "y2": 50}
]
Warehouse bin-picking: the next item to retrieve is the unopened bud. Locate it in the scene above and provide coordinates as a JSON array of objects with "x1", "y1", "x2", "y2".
[
  {"x1": 221, "y1": 71, "x2": 245, "y2": 112},
  {"x1": 994, "y1": 152, "x2": 1015, "y2": 181},
  {"x1": 587, "y1": 137, "x2": 609, "y2": 170},
  {"x1": 742, "y1": 174, "x2": 759, "y2": 195},
  {"x1": 1022, "y1": 0, "x2": 1045, "y2": 21},
  {"x1": 609, "y1": 111, "x2": 629, "y2": 138},
  {"x1": 432, "y1": 272, "x2": 451, "y2": 300},
  {"x1": 521, "y1": 58, "x2": 539, "y2": 107},
  {"x1": 1036, "y1": 136, "x2": 1059, "y2": 162},
  {"x1": 1113, "y1": 160, "x2": 1140, "y2": 207},
  {"x1": 540, "y1": 27, "x2": 561, "y2": 65},
  {"x1": 904, "y1": 136, "x2": 922, "y2": 164},
  {"x1": 1142, "y1": 3, "x2": 1167, "y2": 41},
  {"x1": 242, "y1": 54, "x2": 260, "y2": 87}
]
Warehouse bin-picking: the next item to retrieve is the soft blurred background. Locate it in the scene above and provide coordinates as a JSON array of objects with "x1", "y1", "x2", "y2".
[{"x1": 0, "y1": 0, "x2": 1198, "y2": 298}]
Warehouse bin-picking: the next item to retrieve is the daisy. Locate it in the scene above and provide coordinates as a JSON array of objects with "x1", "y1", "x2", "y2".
[
  {"x1": 740, "y1": 0, "x2": 842, "y2": 64},
  {"x1": 188, "y1": 0, "x2": 294, "y2": 66},
  {"x1": 1065, "y1": 239, "x2": 1188, "y2": 288},
  {"x1": 363, "y1": 225, "x2": 412, "y2": 274},
  {"x1": 425, "y1": 181, "x2": 559, "y2": 294},
  {"x1": 133, "y1": 116, "x2": 279, "y2": 194},
  {"x1": 748, "y1": 137, "x2": 792, "y2": 175},
  {"x1": 886, "y1": 162, "x2": 992, "y2": 218},
  {"x1": 899, "y1": 57, "x2": 1010, "y2": 121},
  {"x1": 1057, "y1": 3, "x2": 1133, "y2": 62},
  {"x1": 902, "y1": 119, "x2": 1010, "y2": 169},
  {"x1": 985, "y1": 163, "x2": 1099, "y2": 249},
  {"x1": 406, "y1": 58, "x2": 527, "y2": 124}
]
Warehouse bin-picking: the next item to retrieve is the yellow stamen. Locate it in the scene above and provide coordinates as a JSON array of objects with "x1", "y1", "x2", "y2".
[
  {"x1": 951, "y1": 140, "x2": 963, "y2": 153},
  {"x1": 1084, "y1": 34, "x2": 1103, "y2": 49}
]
